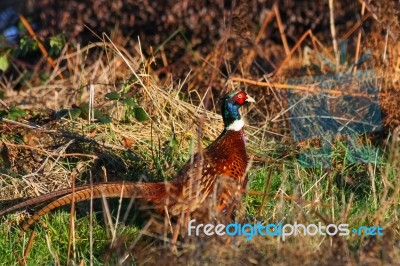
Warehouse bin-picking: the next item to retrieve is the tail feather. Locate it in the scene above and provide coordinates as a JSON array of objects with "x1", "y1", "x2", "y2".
[
  {"x1": 0, "y1": 184, "x2": 94, "y2": 217},
  {"x1": 21, "y1": 181, "x2": 174, "y2": 230}
]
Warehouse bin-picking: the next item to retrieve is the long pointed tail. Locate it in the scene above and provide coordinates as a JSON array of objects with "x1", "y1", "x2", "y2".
[
  {"x1": 0, "y1": 184, "x2": 94, "y2": 217},
  {"x1": 18, "y1": 181, "x2": 175, "y2": 231}
]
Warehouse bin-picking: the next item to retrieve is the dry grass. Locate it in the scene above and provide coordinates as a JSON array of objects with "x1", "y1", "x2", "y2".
[{"x1": 0, "y1": 38, "x2": 276, "y2": 202}]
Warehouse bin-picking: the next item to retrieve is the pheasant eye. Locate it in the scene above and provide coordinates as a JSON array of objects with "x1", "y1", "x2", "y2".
[{"x1": 234, "y1": 92, "x2": 246, "y2": 105}]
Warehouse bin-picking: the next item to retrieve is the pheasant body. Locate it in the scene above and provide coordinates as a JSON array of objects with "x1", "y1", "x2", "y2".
[
  {"x1": 169, "y1": 128, "x2": 249, "y2": 215},
  {"x1": 1, "y1": 91, "x2": 254, "y2": 229}
]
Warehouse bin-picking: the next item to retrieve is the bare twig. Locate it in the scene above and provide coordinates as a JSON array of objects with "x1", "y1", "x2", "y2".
[
  {"x1": 273, "y1": 30, "x2": 318, "y2": 78},
  {"x1": 229, "y1": 76, "x2": 386, "y2": 98},
  {"x1": 329, "y1": 0, "x2": 340, "y2": 67},
  {"x1": 353, "y1": 1, "x2": 366, "y2": 74},
  {"x1": 273, "y1": 4, "x2": 290, "y2": 56},
  {"x1": 19, "y1": 15, "x2": 65, "y2": 80}
]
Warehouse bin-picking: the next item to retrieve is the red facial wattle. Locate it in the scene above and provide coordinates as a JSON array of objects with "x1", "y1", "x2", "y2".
[{"x1": 234, "y1": 92, "x2": 247, "y2": 105}]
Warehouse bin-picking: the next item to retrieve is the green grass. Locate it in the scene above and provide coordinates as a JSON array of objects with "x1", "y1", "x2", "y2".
[
  {"x1": 1, "y1": 134, "x2": 398, "y2": 265},
  {"x1": 0, "y1": 210, "x2": 142, "y2": 265}
]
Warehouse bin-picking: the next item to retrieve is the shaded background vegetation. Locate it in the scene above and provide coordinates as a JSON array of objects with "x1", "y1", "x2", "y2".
[{"x1": 2, "y1": 0, "x2": 399, "y2": 131}]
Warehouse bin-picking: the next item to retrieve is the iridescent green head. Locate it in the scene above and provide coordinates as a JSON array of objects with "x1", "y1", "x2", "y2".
[{"x1": 220, "y1": 91, "x2": 255, "y2": 131}]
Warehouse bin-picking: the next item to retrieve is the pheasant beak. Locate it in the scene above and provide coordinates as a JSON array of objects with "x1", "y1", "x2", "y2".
[{"x1": 245, "y1": 95, "x2": 256, "y2": 103}]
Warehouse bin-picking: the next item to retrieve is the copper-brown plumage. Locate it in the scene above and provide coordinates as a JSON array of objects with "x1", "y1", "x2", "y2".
[{"x1": 1, "y1": 91, "x2": 255, "y2": 230}]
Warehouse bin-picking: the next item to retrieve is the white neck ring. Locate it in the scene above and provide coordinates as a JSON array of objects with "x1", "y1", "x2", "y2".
[{"x1": 225, "y1": 118, "x2": 244, "y2": 131}]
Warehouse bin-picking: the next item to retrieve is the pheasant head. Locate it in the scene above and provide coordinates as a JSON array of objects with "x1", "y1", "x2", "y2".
[{"x1": 221, "y1": 91, "x2": 255, "y2": 131}]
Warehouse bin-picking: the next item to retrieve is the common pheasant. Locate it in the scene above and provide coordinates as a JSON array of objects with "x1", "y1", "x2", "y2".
[{"x1": 1, "y1": 90, "x2": 255, "y2": 230}]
